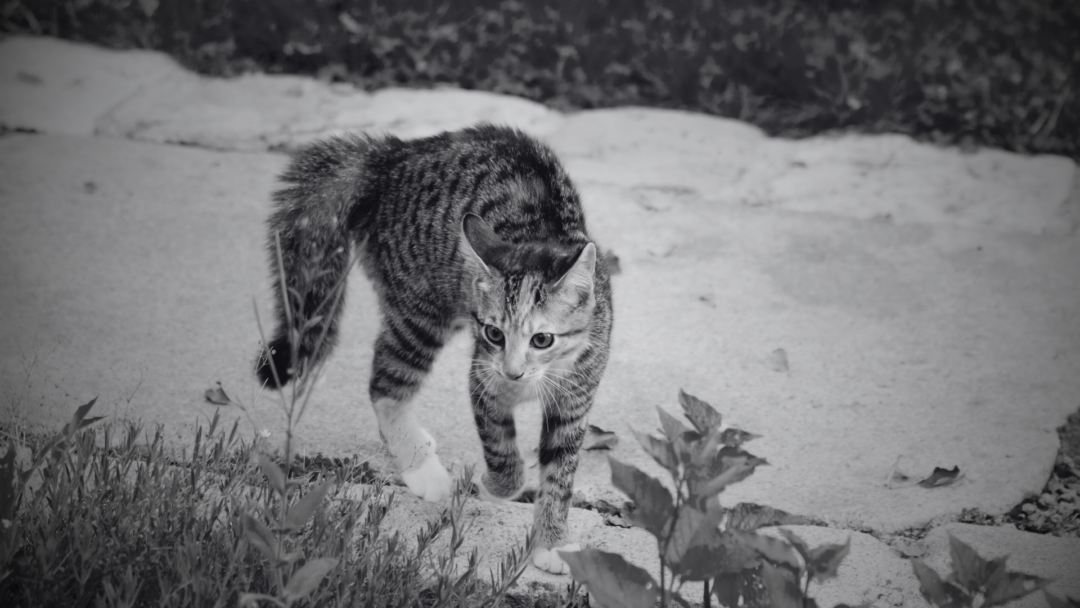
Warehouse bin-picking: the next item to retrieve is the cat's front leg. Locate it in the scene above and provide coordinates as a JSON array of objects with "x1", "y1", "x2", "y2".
[
  {"x1": 470, "y1": 365, "x2": 527, "y2": 501},
  {"x1": 531, "y1": 410, "x2": 588, "y2": 574},
  {"x1": 370, "y1": 322, "x2": 452, "y2": 503},
  {"x1": 373, "y1": 397, "x2": 452, "y2": 502}
]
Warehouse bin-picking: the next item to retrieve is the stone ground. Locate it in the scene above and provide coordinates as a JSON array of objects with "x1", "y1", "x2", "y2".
[{"x1": 1, "y1": 34, "x2": 1079, "y2": 606}]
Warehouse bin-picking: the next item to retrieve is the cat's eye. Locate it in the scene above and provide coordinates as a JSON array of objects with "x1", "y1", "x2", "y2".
[
  {"x1": 482, "y1": 324, "x2": 505, "y2": 345},
  {"x1": 530, "y1": 333, "x2": 554, "y2": 349}
]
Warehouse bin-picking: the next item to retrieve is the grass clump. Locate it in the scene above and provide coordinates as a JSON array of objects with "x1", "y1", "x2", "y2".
[
  {"x1": 0, "y1": 399, "x2": 533, "y2": 607},
  {"x1": 0, "y1": 239, "x2": 533, "y2": 607}
]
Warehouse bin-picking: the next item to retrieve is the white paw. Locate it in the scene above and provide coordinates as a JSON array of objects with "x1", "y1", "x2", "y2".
[
  {"x1": 533, "y1": 543, "x2": 581, "y2": 575},
  {"x1": 399, "y1": 454, "x2": 452, "y2": 502}
]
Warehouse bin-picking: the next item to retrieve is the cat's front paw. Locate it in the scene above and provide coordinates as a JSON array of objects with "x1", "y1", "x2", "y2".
[
  {"x1": 533, "y1": 543, "x2": 581, "y2": 575},
  {"x1": 400, "y1": 454, "x2": 452, "y2": 502}
]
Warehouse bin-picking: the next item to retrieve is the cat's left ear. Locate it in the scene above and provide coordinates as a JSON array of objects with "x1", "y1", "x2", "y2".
[
  {"x1": 461, "y1": 214, "x2": 505, "y2": 276},
  {"x1": 553, "y1": 242, "x2": 596, "y2": 305}
]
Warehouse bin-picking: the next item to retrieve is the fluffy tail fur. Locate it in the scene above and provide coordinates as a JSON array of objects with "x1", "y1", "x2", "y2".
[{"x1": 255, "y1": 134, "x2": 381, "y2": 388}]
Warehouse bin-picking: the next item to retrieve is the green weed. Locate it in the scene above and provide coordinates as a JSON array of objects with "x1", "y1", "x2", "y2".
[{"x1": 559, "y1": 390, "x2": 1075, "y2": 608}]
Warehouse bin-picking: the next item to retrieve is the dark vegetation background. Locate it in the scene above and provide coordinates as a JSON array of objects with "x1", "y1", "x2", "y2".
[{"x1": 3, "y1": 0, "x2": 1078, "y2": 160}]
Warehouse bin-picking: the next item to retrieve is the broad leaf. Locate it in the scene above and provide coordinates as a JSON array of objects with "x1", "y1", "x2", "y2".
[
  {"x1": 242, "y1": 514, "x2": 279, "y2": 561},
  {"x1": 689, "y1": 426, "x2": 724, "y2": 468},
  {"x1": 675, "y1": 529, "x2": 760, "y2": 580},
  {"x1": 729, "y1": 530, "x2": 801, "y2": 572},
  {"x1": 674, "y1": 432, "x2": 696, "y2": 465},
  {"x1": 720, "y1": 427, "x2": 761, "y2": 447},
  {"x1": 678, "y1": 389, "x2": 722, "y2": 435},
  {"x1": 691, "y1": 446, "x2": 767, "y2": 500},
  {"x1": 559, "y1": 548, "x2": 659, "y2": 608},
  {"x1": 948, "y1": 534, "x2": 989, "y2": 593},
  {"x1": 713, "y1": 571, "x2": 744, "y2": 608},
  {"x1": 258, "y1": 454, "x2": 287, "y2": 497},
  {"x1": 911, "y1": 559, "x2": 967, "y2": 608},
  {"x1": 283, "y1": 557, "x2": 338, "y2": 601},
  {"x1": 656, "y1": 406, "x2": 690, "y2": 443},
  {"x1": 806, "y1": 536, "x2": 851, "y2": 583},
  {"x1": 731, "y1": 503, "x2": 810, "y2": 530},
  {"x1": 284, "y1": 482, "x2": 332, "y2": 532},
  {"x1": 583, "y1": 425, "x2": 618, "y2": 450},
  {"x1": 608, "y1": 457, "x2": 673, "y2": 540},
  {"x1": 761, "y1": 562, "x2": 803, "y2": 608},
  {"x1": 664, "y1": 505, "x2": 706, "y2": 565},
  {"x1": 984, "y1": 570, "x2": 1049, "y2": 606},
  {"x1": 632, "y1": 429, "x2": 678, "y2": 474},
  {"x1": 919, "y1": 466, "x2": 962, "y2": 488},
  {"x1": 204, "y1": 383, "x2": 234, "y2": 406}
]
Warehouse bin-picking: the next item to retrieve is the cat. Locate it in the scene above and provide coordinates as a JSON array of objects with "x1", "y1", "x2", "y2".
[{"x1": 254, "y1": 124, "x2": 613, "y2": 574}]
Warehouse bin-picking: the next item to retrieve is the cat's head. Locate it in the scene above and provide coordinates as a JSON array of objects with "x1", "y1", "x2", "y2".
[{"x1": 460, "y1": 214, "x2": 597, "y2": 384}]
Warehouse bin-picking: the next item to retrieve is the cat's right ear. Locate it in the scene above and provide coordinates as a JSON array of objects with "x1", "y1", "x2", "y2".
[{"x1": 461, "y1": 214, "x2": 502, "y2": 275}]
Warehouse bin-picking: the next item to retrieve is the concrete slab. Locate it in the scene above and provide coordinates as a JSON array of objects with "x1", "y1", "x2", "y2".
[
  {"x1": 94, "y1": 72, "x2": 559, "y2": 151},
  {"x1": 2, "y1": 33, "x2": 1080, "y2": 601},
  {"x1": 3, "y1": 125, "x2": 1078, "y2": 531},
  {"x1": 0, "y1": 134, "x2": 280, "y2": 434},
  {"x1": 0, "y1": 35, "x2": 183, "y2": 136},
  {"x1": 544, "y1": 108, "x2": 1076, "y2": 235}
]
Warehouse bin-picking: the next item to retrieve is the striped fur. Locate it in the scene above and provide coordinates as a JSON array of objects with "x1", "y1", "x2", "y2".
[{"x1": 255, "y1": 125, "x2": 613, "y2": 569}]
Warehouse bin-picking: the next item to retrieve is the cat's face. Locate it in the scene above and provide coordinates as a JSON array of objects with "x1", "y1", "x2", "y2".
[{"x1": 461, "y1": 215, "x2": 597, "y2": 386}]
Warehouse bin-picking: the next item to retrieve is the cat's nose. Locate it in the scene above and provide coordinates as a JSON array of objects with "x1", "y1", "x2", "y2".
[{"x1": 507, "y1": 370, "x2": 525, "y2": 381}]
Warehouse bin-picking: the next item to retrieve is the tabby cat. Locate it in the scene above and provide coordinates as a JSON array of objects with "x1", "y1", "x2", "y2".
[{"x1": 255, "y1": 125, "x2": 613, "y2": 574}]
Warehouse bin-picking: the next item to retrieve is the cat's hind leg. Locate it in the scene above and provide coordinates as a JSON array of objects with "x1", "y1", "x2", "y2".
[{"x1": 370, "y1": 315, "x2": 452, "y2": 503}]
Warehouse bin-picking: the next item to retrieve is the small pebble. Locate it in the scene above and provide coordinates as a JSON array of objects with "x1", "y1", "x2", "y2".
[
  {"x1": 889, "y1": 590, "x2": 904, "y2": 606},
  {"x1": 1022, "y1": 503, "x2": 1037, "y2": 514},
  {"x1": 1039, "y1": 493, "x2": 1054, "y2": 506}
]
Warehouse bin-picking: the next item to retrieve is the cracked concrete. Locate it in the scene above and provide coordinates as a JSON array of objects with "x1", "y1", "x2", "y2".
[{"x1": 1, "y1": 34, "x2": 1079, "y2": 605}]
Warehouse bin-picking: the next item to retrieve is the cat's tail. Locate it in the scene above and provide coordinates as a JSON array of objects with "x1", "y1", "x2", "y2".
[{"x1": 255, "y1": 134, "x2": 381, "y2": 388}]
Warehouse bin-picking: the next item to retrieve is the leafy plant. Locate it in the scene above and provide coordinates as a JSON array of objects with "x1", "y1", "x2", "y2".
[
  {"x1": 558, "y1": 390, "x2": 857, "y2": 608},
  {"x1": 910, "y1": 534, "x2": 1051, "y2": 608},
  {"x1": 235, "y1": 233, "x2": 353, "y2": 607},
  {"x1": 559, "y1": 391, "x2": 1078, "y2": 608}
]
